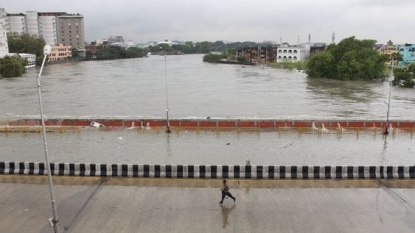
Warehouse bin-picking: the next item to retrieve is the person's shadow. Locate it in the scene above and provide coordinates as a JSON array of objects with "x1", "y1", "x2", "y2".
[{"x1": 220, "y1": 204, "x2": 236, "y2": 228}]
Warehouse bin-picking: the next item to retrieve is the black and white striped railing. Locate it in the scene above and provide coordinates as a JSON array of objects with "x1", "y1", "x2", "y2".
[{"x1": 1, "y1": 162, "x2": 415, "y2": 179}]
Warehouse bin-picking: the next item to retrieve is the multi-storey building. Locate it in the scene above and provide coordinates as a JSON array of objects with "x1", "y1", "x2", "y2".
[
  {"x1": 237, "y1": 44, "x2": 310, "y2": 64},
  {"x1": 398, "y1": 44, "x2": 415, "y2": 66},
  {"x1": 2, "y1": 9, "x2": 85, "y2": 54},
  {"x1": 57, "y1": 14, "x2": 85, "y2": 50},
  {"x1": 38, "y1": 12, "x2": 63, "y2": 46},
  {"x1": 108, "y1": 36, "x2": 124, "y2": 44},
  {"x1": 26, "y1": 11, "x2": 39, "y2": 36},
  {"x1": 49, "y1": 43, "x2": 72, "y2": 62},
  {"x1": 0, "y1": 9, "x2": 9, "y2": 57},
  {"x1": 5, "y1": 13, "x2": 26, "y2": 34},
  {"x1": 380, "y1": 40, "x2": 398, "y2": 56},
  {"x1": 276, "y1": 45, "x2": 309, "y2": 63}
]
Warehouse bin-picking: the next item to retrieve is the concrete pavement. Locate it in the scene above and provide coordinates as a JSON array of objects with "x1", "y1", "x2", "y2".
[{"x1": 1, "y1": 175, "x2": 415, "y2": 233}]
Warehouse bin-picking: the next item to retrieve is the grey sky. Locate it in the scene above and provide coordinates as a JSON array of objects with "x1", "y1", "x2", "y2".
[{"x1": 2, "y1": 0, "x2": 414, "y2": 44}]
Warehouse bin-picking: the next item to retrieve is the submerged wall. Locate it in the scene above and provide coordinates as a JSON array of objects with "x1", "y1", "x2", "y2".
[{"x1": 1, "y1": 118, "x2": 415, "y2": 130}]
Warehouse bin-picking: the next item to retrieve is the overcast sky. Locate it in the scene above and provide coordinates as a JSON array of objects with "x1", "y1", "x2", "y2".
[{"x1": 2, "y1": 0, "x2": 414, "y2": 44}]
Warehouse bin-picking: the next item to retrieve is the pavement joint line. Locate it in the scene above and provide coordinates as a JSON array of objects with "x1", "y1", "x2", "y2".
[
  {"x1": 63, "y1": 178, "x2": 106, "y2": 233},
  {"x1": 378, "y1": 180, "x2": 415, "y2": 210},
  {"x1": 3, "y1": 175, "x2": 415, "y2": 188}
]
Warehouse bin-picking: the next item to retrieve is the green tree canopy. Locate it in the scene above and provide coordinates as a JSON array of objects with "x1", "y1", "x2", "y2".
[
  {"x1": 7, "y1": 33, "x2": 46, "y2": 57},
  {"x1": 195, "y1": 41, "x2": 211, "y2": 54},
  {"x1": 0, "y1": 56, "x2": 26, "y2": 78},
  {"x1": 149, "y1": 43, "x2": 173, "y2": 53},
  {"x1": 7, "y1": 33, "x2": 46, "y2": 67},
  {"x1": 306, "y1": 36, "x2": 389, "y2": 81},
  {"x1": 92, "y1": 46, "x2": 147, "y2": 60},
  {"x1": 392, "y1": 63, "x2": 415, "y2": 88}
]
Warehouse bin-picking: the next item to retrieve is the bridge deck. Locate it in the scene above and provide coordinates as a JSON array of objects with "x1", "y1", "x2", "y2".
[{"x1": 1, "y1": 175, "x2": 415, "y2": 233}]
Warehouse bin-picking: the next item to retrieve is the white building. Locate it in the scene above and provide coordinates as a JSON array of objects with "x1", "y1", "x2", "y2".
[
  {"x1": 38, "y1": 14, "x2": 58, "y2": 46},
  {"x1": 1, "y1": 9, "x2": 85, "y2": 52},
  {"x1": 276, "y1": 45, "x2": 310, "y2": 63},
  {"x1": 9, "y1": 53, "x2": 36, "y2": 68},
  {"x1": 6, "y1": 14, "x2": 26, "y2": 34},
  {"x1": 0, "y1": 12, "x2": 9, "y2": 58},
  {"x1": 26, "y1": 11, "x2": 39, "y2": 36}
]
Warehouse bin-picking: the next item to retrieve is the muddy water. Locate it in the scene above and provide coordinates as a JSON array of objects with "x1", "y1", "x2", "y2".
[{"x1": 0, "y1": 54, "x2": 414, "y2": 120}]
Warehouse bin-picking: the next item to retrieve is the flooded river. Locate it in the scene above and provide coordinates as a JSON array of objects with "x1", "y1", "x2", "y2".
[
  {"x1": 0, "y1": 54, "x2": 414, "y2": 120},
  {"x1": 1, "y1": 54, "x2": 414, "y2": 165}
]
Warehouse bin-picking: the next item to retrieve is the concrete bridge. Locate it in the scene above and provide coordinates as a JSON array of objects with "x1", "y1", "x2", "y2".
[{"x1": 1, "y1": 175, "x2": 415, "y2": 233}]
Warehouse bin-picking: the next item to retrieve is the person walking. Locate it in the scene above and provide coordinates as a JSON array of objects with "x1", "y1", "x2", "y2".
[{"x1": 219, "y1": 179, "x2": 236, "y2": 204}]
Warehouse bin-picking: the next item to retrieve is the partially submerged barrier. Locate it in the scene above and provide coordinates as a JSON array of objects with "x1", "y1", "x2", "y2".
[
  {"x1": 1, "y1": 118, "x2": 415, "y2": 132},
  {"x1": 1, "y1": 162, "x2": 414, "y2": 179}
]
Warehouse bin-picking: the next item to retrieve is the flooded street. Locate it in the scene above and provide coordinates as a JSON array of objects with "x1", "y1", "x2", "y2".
[{"x1": 1, "y1": 128, "x2": 414, "y2": 165}]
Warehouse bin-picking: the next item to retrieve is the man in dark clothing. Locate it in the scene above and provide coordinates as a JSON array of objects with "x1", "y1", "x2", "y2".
[{"x1": 219, "y1": 179, "x2": 236, "y2": 204}]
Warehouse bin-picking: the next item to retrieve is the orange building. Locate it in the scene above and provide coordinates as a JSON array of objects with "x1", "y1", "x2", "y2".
[{"x1": 49, "y1": 43, "x2": 72, "y2": 62}]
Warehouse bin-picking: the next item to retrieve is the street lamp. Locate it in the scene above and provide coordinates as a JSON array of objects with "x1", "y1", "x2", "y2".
[
  {"x1": 384, "y1": 58, "x2": 394, "y2": 135},
  {"x1": 36, "y1": 44, "x2": 60, "y2": 233},
  {"x1": 160, "y1": 47, "x2": 171, "y2": 133}
]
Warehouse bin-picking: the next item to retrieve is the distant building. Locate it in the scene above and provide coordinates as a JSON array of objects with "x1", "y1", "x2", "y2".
[
  {"x1": 1, "y1": 8, "x2": 86, "y2": 55},
  {"x1": 276, "y1": 45, "x2": 309, "y2": 63},
  {"x1": 25, "y1": 11, "x2": 39, "y2": 36},
  {"x1": 0, "y1": 9, "x2": 9, "y2": 58},
  {"x1": 38, "y1": 12, "x2": 63, "y2": 46},
  {"x1": 398, "y1": 44, "x2": 415, "y2": 66},
  {"x1": 57, "y1": 14, "x2": 86, "y2": 52},
  {"x1": 237, "y1": 44, "x2": 311, "y2": 64},
  {"x1": 111, "y1": 42, "x2": 135, "y2": 49},
  {"x1": 309, "y1": 43, "x2": 326, "y2": 55},
  {"x1": 48, "y1": 43, "x2": 72, "y2": 62},
  {"x1": 107, "y1": 36, "x2": 124, "y2": 44},
  {"x1": 5, "y1": 13, "x2": 26, "y2": 34},
  {"x1": 379, "y1": 40, "x2": 398, "y2": 55}
]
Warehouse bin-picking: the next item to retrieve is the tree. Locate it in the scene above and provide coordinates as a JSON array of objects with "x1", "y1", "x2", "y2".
[
  {"x1": 195, "y1": 41, "x2": 211, "y2": 54},
  {"x1": 92, "y1": 46, "x2": 147, "y2": 60},
  {"x1": 149, "y1": 43, "x2": 173, "y2": 53},
  {"x1": 306, "y1": 52, "x2": 334, "y2": 78},
  {"x1": 7, "y1": 33, "x2": 46, "y2": 57},
  {"x1": 392, "y1": 64, "x2": 415, "y2": 88},
  {"x1": 7, "y1": 33, "x2": 46, "y2": 67},
  {"x1": 306, "y1": 36, "x2": 389, "y2": 81},
  {"x1": 203, "y1": 53, "x2": 226, "y2": 62},
  {"x1": 0, "y1": 56, "x2": 26, "y2": 77}
]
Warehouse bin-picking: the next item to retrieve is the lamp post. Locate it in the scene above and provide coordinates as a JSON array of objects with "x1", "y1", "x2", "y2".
[
  {"x1": 36, "y1": 45, "x2": 60, "y2": 233},
  {"x1": 384, "y1": 58, "x2": 394, "y2": 135},
  {"x1": 161, "y1": 47, "x2": 171, "y2": 133}
]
